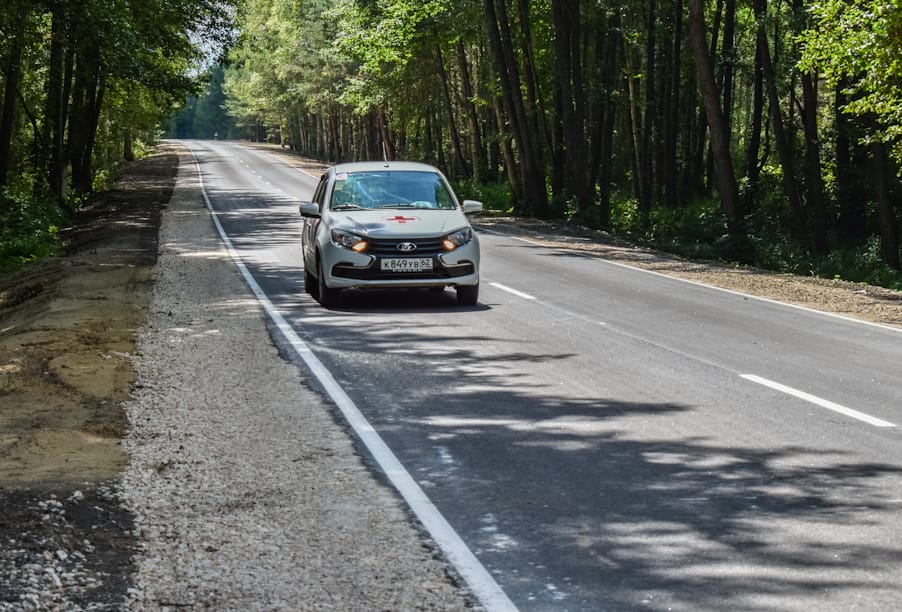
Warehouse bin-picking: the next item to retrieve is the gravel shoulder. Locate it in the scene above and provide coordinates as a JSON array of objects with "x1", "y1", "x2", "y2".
[
  {"x1": 1, "y1": 141, "x2": 900, "y2": 610},
  {"x1": 121, "y1": 145, "x2": 473, "y2": 609}
]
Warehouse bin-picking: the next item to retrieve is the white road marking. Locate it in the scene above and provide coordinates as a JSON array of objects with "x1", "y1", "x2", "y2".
[
  {"x1": 600, "y1": 259, "x2": 902, "y2": 335},
  {"x1": 478, "y1": 227, "x2": 544, "y2": 246},
  {"x1": 490, "y1": 282, "x2": 536, "y2": 300},
  {"x1": 741, "y1": 374, "x2": 896, "y2": 428},
  {"x1": 475, "y1": 225, "x2": 902, "y2": 335},
  {"x1": 512, "y1": 236, "x2": 546, "y2": 246},
  {"x1": 187, "y1": 145, "x2": 517, "y2": 612}
]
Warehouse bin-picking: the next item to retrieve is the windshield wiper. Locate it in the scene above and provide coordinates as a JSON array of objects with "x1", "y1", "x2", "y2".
[
  {"x1": 375, "y1": 202, "x2": 431, "y2": 209},
  {"x1": 332, "y1": 204, "x2": 363, "y2": 210}
]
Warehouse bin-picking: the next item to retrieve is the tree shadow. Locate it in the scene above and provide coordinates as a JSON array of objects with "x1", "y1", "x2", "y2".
[{"x1": 195, "y1": 180, "x2": 902, "y2": 611}]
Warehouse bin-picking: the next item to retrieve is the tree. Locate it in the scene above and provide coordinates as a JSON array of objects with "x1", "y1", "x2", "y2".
[
  {"x1": 801, "y1": 0, "x2": 902, "y2": 165},
  {"x1": 687, "y1": 0, "x2": 746, "y2": 251},
  {"x1": 801, "y1": 0, "x2": 902, "y2": 268},
  {"x1": 217, "y1": 0, "x2": 901, "y2": 282},
  {"x1": 0, "y1": 0, "x2": 33, "y2": 188}
]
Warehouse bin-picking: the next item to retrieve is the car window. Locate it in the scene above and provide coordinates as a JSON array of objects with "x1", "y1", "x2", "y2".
[
  {"x1": 312, "y1": 176, "x2": 327, "y2": 207},
  {"x1": 329, "y1": 171, "x2": 456, "y2": 210}
]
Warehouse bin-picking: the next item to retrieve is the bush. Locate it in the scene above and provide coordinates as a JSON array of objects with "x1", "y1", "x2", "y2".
[
  {"x1": 811, "y1": 237, "x2": 902, "y2": 289},
  {"x1": 611, "y1": 196, "x2": 728, "y2": 260},
  {"x1": 453, "y1": 179, "x2": 513, "y2": 213},
  {"x1": 0, "y1": 188, "x2": 68, "y2": 275},
  {"x1": 604, "y1": 193, "x2": 902, "y2": 289}
]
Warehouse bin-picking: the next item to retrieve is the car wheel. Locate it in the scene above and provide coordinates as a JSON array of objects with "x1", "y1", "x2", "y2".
[
  {"x1": 304, "y1": 266, "x2": 317, "y2": 296},
  {"x1": 456, "y1": 283, "x2": 478, "y2": 306},
  {"x1": 317, "y1": 257, "x2": 340, "y2": 308}
]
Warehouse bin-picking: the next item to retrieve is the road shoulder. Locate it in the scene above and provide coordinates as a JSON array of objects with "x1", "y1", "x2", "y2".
[{"x1": 121, "y1": 142, "x2": 475, "y2": 608}]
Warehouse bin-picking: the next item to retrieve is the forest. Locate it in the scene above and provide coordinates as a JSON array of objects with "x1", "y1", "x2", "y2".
[
  {"x1": 3, "y1": 1, "x2": 902, "y2": 288},
  {"x1": 0, "y1": 0, "x2": 229, "y2": 271}
]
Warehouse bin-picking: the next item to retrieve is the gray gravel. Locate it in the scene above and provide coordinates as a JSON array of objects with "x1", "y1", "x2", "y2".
[{"x1": 119, "y1": 151, "x2": 476, "y2": 610}]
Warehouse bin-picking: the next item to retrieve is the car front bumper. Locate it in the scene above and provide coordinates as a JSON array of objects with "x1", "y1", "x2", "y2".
[{"x1": 321, "y1": 240, "x2": 480, "y2": 289}]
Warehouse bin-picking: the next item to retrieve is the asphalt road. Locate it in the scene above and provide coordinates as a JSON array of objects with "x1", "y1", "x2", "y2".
[{"x1": 183, "y1": 139, "x2": 902, "y2": 611}]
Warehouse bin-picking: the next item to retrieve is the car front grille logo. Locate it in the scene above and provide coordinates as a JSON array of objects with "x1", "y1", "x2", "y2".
[{"x1": 396, "y1": 242, "x2": 417, "y2": 252}]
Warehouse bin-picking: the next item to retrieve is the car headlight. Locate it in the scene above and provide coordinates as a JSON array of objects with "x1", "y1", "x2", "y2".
[
  {"x1": 331, "y1": 229, "x2": 368, "y2": 252},
  {"x1": 443, "y1": 227, "x2": 473, "y2": 251}
]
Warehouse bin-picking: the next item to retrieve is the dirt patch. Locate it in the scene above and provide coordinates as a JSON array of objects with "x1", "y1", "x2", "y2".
[
  {"x1": 0, "y1": 150, "x2": 172, "y2": 487},
  {"x1": 0, "y1": 146, "x2": 175, "y2": 607}
]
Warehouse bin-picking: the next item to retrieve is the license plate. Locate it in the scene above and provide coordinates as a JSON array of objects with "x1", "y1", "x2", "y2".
[{"x1": 380, "y1": 257, "x2": 433, "y2": 272}]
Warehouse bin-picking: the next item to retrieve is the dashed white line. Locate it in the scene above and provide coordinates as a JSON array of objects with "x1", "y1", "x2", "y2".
[
  {"x1": 490, "y1": 282, "x2": 536, "y2": 300},
  {"x1": 741, "y1": 374, "x2": 895, "y2": 428}
]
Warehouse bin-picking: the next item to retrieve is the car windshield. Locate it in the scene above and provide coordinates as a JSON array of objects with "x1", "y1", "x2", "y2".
[{"x1": 329, "y1": 171, "x2": 457, "y2": 210}]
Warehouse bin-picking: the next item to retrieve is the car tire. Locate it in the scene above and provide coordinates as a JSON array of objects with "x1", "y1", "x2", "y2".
[
  {"x1": 317, "y1": 257, "x2": 340, "y2": 308},
  {"x1": 456, "y1": 283, "x2": 478, "y2": 306},
  {"x1": 304, "y1": 266, "x2": 317, "y2": 296}
]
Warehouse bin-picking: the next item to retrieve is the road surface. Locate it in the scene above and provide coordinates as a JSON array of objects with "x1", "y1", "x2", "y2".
[{"x1": 184, "y1": 139, "x2": 902, "y2": 611}]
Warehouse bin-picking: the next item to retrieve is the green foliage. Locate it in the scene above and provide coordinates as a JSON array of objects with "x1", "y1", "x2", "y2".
[
  {"x1": 169, "y1": 64, "x2": 238, "y2": 138},
  {"x1": 603, "y1": 182, "x2": 902, "y2": 289},
  {"x1": 0, "y1": 188, "x2": 68, "y2": 274},
  {"x1": 215, "y1": 0, "x2": 902, "y2": 287},
  {"x1": 801, "y1": 0, "x2": 902, "y2": 164},
  {"x1": 636, "y1": 199, "x2": 729, "y2": 261},
  {"x1": 815, "y1": 238, "x2": 902, "y2": 289},
  {"x1": 453, "y1": 179, "x2": 513, "y2": 213}
]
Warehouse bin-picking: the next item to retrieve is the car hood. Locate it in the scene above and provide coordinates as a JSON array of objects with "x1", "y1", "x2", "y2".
[{"x1": 330, "y1": 209, "x2": 471, "y2": 237}]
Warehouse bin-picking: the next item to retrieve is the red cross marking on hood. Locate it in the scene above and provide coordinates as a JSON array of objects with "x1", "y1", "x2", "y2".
[{"x1": 386, "y1": 215, "x2": 418, "y2": 223}]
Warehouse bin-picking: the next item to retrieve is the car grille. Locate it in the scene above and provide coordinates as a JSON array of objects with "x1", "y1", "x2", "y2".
[
  {"x1": 366, "y1": 237, "x2": 445, "y2": 256},
  {"x1": 333, "y1": 261, "x2": 475, "y2": 281}
]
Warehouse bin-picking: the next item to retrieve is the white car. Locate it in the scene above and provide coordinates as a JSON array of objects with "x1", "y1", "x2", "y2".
[{"x1": 300, "y1": 161, "x2": 482, "y2": 307}]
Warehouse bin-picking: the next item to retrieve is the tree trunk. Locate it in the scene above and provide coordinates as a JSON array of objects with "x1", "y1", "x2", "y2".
[
  {"x1": 69, "y1": 41, "x2": 106, "y2": 196},
  {"x1": 590, "y1": 10, "x2": 622, "y2": 230},
  {"x1": 42, "y1": 6, "x2": 70, "y2": 202},
  {"x1": 123, "y1": 128, "x2": 134, "y2": 162},
  {"x1": 377, "y1": 107, "x2": 393, "y2": 161},
  {"x1": 720, "y1": 0, "x2": 736, "y2": 130},
  {"x1": 0, "y1": 2, "x2": 27, "y2": 188},
  {"x1": 687, "y1": 0, "x2": 746, "y2": 247},
  {"x1": 871, "y1": 142, "x2": 900, "y2": 269},
  {"x1": 661, "y1": 0, "x2": 683, "y2": 208},
  {"x1": 434, "y1": 41, "x2": 468, "y2": 177},
  {"x1": 624, "y1": 70, "x2": 645, "y2": 217},
  {"x1": 801, "y1": 69, "x2": 828, "y2": 254},
  {"x1": 834, "y1": 83, "x2": 868, "y2": 243},
  {"x1": 485, "y1": 0, "x2": 548, "y2": 216},
  {"x1": 493, "y1": 95, "x2": 520, "y2": 202},
  {"x1": 640, "y1": 0, "x2": 657, "y2": 211},
  {"x1": 551, "y1": 0, "x2": 592, "y2": 216},
  {"x1": 455, "y1": 41, "x2": 487, "y2": 179},
  {"x1": 753, "y1": 0, "x2": 806, "y2": 245},
  {"x1": 517, "y1": 0, "x2": 548, "y2": 154},
  {"x1": 744, "y1": 32, "x2": 765, "y2": 207}
]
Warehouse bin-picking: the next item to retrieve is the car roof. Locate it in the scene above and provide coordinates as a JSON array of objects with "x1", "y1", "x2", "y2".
[{"x1": 329, "y1": 161, "x2": 443, "y2": 175}]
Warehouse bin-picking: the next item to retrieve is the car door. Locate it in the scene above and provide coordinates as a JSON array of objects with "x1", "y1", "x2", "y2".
[{"x1": 302, "y1": 175, "x2": 328, "y2": 268}]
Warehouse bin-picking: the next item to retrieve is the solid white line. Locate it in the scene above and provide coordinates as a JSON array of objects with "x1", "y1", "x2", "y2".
[
  {"x1": 490, "y1": 282, "x2": 536, "y2": 300},
  {"x1": 474, "y1": 224, "x2": 902, "y2": 335},
  {"x1": 186, "y1": 145, "x2": 517, "y2": 611},
  {"x1": 601, "y1": 258, "x2": 902, "y2": 335},
  {"x1": 741, "y1": 374, "x2": 896, "y2": 428}
]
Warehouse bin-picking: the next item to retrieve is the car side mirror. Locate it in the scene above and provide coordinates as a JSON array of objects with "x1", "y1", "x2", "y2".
[
  {"x1": 299, "y1": 201, "x2": 321, "y2": 218},
  {"x1": 462, "y1": 200, "x2": 483, "y2": 214}
]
